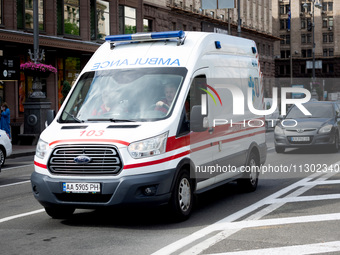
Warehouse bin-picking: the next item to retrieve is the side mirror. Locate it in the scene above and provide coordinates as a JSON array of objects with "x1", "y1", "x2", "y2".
[
  {"x1": 45, "y1": 109, "x2": 55, "y2": 128},
  {"x1": 190, "y1": 105, "x2": 207, "y2": 132}
]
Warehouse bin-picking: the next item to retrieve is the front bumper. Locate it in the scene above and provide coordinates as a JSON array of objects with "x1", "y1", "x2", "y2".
[{"x1": 31, "y1": 169, "x2": 176, "y2": 209}]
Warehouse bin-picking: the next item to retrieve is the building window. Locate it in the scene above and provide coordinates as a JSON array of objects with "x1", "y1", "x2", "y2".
[
  {"x1": 323, "y1": 18, "x2": 328, "y2": 28},
  {"x1": 302, "y1": 49, "x2": 312, "y2": 58},
  {"x1": 301, "y1": 34, "x2": 306, "y2": 44},
  {"x1": 57, "y1": 57, "x2": 81, "y2": 108},
  {"x1": 143, "y1": 19, "x2": 153, "y2": 32},
  {"x1": 324, "y1": 2, "x2": 333, "y2": 11},
  {"x1": 323, "y1": 16, "x2": 333, "y2": 28},
  {"x1": 307, "y1": 34, "x2": 312, "y2": 44},
  {"x1": 307, "y1": 49, "x2": 312, "y2": 57},
  {"x1": 57, "y1": 0, "x2": 80, "y2": 36},
  {"x1": 119, "y1": 5, "x2": 136, "y2": 34},
  {"x1": 329, "y1": 33, "x2": 333, "y2": 42},
  {"x1": 172, "y1": 22, "x2": 176, "y2": 30},
  {"x1": 280, "y1": 50, "x2": 285, "y2": 58},
  {"x1": 17, "y1": 0, "x2": 45, "y2": 30},
  {"x1": 323, "y1": 49, "x2": 328, "y2": 57},
  {"x1": 323, "y1": 33, "x2": 328, "y2": 43},
  {"x1": 323, "y1": 63, "x2": 334, "y2": 73},
  {"x1": 90, "y1": 0, "x2": 110, "y2": 40},
  {"x1": 280, "y1": 35, "x2": 290, "y2": 45},
  {"x1": 280, "y1": 5, "x2": 285, "y2": 14},
  {"x1": 301, "y1": 19, "x2": 306, "y2": 29},
  {"x1": 280, "y1": 19, "x2": 285, "y2": 30},
  {"x1": 328, "y1": 2, "x2": 333, "y2": 11},
  {"x1": 329, "y1": 17, "x2": 333, "y2": 27},
  {"x1": 329, "y1": 48, "x2": 334, "y2": 56}
]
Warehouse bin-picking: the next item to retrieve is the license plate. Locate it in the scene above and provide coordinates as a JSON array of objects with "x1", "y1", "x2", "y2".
[
  {"x1": 63, "y1": 182, "x2": 101, "y2": 193},
  {"x1": 291, "y1": 137, "x2": 310, "y2": 142}
]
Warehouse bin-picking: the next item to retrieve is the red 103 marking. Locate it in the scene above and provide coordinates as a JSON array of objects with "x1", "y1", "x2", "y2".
[{"x1": 80, "y1": 130, "x2": 105, "y2": 137}]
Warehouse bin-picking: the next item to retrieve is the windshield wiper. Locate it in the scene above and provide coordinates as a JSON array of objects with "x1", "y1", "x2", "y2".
[
  {"x1": 87, "y1": 118, "x2": 136, "y2": 122},
  {"x1": 63, "y1": 111, "x2": 84, "y2": 123}
]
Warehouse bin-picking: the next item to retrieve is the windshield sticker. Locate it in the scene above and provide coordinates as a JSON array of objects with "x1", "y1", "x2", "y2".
[{"x1": 91, "y1": 58, "x2": 181, "y2": 70}]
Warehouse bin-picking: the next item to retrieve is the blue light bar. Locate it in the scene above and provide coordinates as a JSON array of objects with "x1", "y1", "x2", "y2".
[{"x1": 105, "y1": 30, "x2": 185, "y2": 42}]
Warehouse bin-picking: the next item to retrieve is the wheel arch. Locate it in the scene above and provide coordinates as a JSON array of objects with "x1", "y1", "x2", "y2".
[
  {"x1": 245, "y1": 142, "x2": 261, "y2": 166},
  {"x1": 170, "y1": 157, "x2": 197, "y2": 193}
]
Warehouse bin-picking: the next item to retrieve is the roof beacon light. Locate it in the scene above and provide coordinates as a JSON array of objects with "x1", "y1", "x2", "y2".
[{"x1": 106, "y1": 30, "x2": 185, "y2": 47}]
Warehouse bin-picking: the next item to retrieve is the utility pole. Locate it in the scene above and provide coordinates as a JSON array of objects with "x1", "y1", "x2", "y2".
[{"x1": 237, "y1": 0, "x2": 241, "y2": 37}]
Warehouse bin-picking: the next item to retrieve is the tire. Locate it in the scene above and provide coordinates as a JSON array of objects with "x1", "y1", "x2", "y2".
[
  {"x1": 45, "y1": 206, "x2": 75, "y2": 219},
  {"x1": 0, "y1": 148, "x2": 6, "y2": 167},
  {"x1": 169, "y1": 170, "x2": 194, "y2": 221},
  {"x1": 275, "y1": 146, "x2": 285, "y2": 153},
  {"x1": 331, "y1": 133, "x2": 339, "y2": 153},
  {"x1": 238, "y1": 151, "x2": 260, "y2": 192}
]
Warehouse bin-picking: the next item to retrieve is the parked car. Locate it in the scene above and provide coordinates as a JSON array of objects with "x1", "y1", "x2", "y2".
[
  {"x1": 0, "y1": 129, "x2": 12, "y2": 168},
  {"x1": 264, "y1": 98, "x2": 279, "y2": 131},
  {"x1": 274, "y1": 101, "x2": 340, "y2": 153}
]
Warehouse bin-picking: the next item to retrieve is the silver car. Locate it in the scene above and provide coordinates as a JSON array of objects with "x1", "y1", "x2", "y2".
[{"x1": 274, "y1": 101, "x2": 340, "y2": 153}]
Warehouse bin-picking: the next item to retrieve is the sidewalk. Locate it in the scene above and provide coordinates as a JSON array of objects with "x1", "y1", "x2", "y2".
[{"x1": 8, "y1": 144, "x2": 36, "y2": 158}]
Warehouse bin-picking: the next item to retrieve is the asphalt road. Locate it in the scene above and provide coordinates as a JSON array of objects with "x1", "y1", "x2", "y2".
[{"x1": 1, "y1": 133, "x2": 340, "y2": 255}]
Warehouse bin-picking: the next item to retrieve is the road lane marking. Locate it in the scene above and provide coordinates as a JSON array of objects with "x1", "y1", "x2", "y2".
[
  {"x1": 204, "y1": 241, "x2": 340, "y2": 255},
  {"x1": 0, "y1": 180, "x2": 30, "y2": 188},
  {"x1": 2, "y1": 164, "x2": 34, "y2": 171},
  {"x1": 271, "y1": 194, "x2": 340, "y2": 203},
  {"x1": 152, "y1": 163, "x2": 340, "y2": 255},
  {"x1": 0, "y1": 209, "x2": 44, "y2": 223}
]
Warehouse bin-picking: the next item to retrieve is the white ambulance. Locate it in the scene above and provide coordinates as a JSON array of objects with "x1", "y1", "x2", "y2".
[{"x1": 31, "y1": 31, "x2": 266, "y2": 221}]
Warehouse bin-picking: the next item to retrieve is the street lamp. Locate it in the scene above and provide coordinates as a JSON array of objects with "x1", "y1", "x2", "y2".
[{"x1": 303, "y1": 0, "x2": 322, "y2": 86}]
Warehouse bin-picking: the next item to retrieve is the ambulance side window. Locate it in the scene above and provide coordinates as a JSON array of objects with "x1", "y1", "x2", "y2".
[{"x1": 177, "y1": 75, "x2": 207, "y2": 136}]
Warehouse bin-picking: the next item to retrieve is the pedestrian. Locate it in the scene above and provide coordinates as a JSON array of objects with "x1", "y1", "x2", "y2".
[{"x1": 0, "y1": 102, "x2": 11, "y2": 139}]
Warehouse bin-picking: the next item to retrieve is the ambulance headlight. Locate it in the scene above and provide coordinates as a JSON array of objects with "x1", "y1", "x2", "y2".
[
  {"x1": 36, "y1": 139, "x2": 48, "y2": 159},
  {"x1": 128, "y1": 132, "x2": 168, "y2": 159}
]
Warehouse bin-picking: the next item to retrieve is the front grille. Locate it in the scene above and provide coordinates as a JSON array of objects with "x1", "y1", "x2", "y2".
[
  {"x1": 48, "y1": 144, "x2": 123, "y2": 175},
  {"x1": 286, "y1": 128, "x2": 317, "y2": 133}
]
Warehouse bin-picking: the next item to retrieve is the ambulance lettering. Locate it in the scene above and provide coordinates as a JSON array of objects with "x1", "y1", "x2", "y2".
[{"x1": 91, "y1": 58, "x2": 181, "y2": 70}]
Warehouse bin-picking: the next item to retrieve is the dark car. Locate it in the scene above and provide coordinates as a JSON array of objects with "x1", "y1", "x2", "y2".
[{"x1": 274, "y1": 101, "x2": 340, "y2": 153}]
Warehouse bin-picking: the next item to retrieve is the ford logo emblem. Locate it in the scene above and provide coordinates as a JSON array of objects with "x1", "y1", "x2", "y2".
[{"x1": 74, "y1": 155, "x2": 92, "y2": 164}]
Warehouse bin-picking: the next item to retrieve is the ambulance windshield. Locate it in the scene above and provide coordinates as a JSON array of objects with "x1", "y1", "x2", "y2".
[{"x1": 59, "y1": 67, "x2": 187, "y2": 123}]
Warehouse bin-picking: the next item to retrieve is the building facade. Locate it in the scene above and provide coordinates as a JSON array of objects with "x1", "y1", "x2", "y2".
[
  {"x1": 273, "y1": 0, "x2": 339, "y2": 98},
  {"x1": 0, "y1": 0, "x2": 277, "y2": 144}
]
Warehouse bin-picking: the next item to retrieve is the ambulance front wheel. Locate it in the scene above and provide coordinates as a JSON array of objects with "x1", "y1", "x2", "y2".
[
  {"x1": 170, "y1": 170, "x2": 194, "y2": 221},
  {"x1": 45, "y1": 206, "x2": 75, "y2": 219}
]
